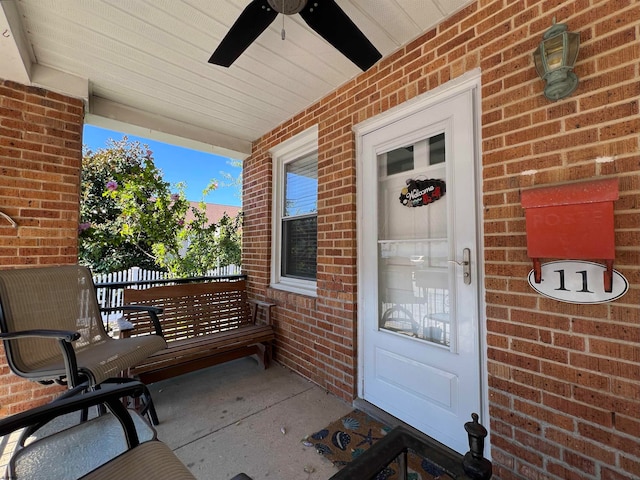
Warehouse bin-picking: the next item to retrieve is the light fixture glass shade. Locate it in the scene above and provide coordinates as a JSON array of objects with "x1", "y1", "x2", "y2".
[{"x1": 533, "y1": 21, "x2": 580, "y2": 101}]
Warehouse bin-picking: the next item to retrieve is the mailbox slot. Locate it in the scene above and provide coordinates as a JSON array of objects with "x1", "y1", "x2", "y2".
[{"x1": 521, "y1": 178, "x2": 618, "y2": 292}]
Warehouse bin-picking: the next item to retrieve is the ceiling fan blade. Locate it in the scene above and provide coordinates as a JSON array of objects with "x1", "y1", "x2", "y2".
[
  {"x1": 299, "y1": 0, "x2": 382, "y2": 71},
  {"x1": 209, "y1": 0, "x2": 278, "y2": 67}
]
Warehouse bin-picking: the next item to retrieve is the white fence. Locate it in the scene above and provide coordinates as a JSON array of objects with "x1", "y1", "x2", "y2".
[
  {"x1": 93, "y1": 265, "x2": 241, "y2": 330},
  {"x1": 92, "y1": 265, "x2": 242, "y2": 285},
  {"x1": 93, "y1": 266, "x2": 170, "y2": 285}
]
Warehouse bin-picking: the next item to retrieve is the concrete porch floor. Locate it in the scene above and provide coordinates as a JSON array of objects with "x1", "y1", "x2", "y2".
[{"x1": 148, "y1": 358, "x2": 354, "y2": 480}]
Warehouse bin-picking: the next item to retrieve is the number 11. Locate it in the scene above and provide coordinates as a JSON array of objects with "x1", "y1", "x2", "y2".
[{"x1": 554, "y1": 269, "x2": 593, "y2": 293}]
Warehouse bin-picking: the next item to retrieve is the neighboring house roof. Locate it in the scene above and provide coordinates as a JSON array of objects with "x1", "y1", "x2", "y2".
[{"x1": 184, "y1": 202, "x2": 241, "y2": 225}]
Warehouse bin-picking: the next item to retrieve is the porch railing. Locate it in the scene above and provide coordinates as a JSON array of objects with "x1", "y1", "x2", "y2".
[{"x1": 93, "y1": 265, "x2": 242, "y2": 332}]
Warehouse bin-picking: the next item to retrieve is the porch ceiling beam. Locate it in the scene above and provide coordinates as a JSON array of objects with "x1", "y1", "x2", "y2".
[
  {"x1": 31, "y1": 64, "x2": 89, "y2": 102},
  {"x1": 0, "y1": 0, "x2": 32, "y2": 84},
  {"x1": 2, "y1": 2, "x2": 251, "y2": 159},
  {"x1": 86, "y1": 97, "x2": 252, "y2": 160},
  {"x1": 0, "y1": 4, "x2": 89, "y2": 103}
]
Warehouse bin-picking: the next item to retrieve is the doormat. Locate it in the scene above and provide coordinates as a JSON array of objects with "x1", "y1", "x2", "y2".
[{"x1": 307, "y1": 410, "x2": 447, "y2": 480}]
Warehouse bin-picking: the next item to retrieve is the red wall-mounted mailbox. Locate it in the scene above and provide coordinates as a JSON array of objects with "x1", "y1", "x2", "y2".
[{"x1": 521, "y1": 178, "x2": 619, "y2": 292}]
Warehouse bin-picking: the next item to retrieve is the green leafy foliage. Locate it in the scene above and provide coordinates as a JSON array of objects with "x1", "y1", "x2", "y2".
[{"x1": 79, "y1": 137, "x2": 242, "y2": 276}]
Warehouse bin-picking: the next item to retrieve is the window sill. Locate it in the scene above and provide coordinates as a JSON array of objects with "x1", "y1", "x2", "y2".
[{"x1": 269, "y1": 279, "x2": 317, "y2": 298}]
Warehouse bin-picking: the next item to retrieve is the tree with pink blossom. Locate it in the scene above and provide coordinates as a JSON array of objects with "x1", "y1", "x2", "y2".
[{"x1": 80, "y1": 137, "x2": 241, "y2": 276}]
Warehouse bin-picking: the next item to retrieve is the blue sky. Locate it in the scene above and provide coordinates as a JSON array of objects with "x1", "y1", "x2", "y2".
[{"x1": 82, "y1": 125, "x2": 242, "y2": 206}]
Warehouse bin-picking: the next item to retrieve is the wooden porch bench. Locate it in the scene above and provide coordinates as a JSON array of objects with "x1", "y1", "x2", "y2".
[{"x1": 120, "y1": 279, "x2": 275, "y2": 384}]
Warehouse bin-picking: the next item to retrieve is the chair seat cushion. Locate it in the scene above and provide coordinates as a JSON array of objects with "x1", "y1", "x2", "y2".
[
  {"x1": 77, "y1": 335, "x2": 168, "y2": 384},
  {"x1": 24, "y1": 335, "x2": 167, "y2": 385},
  {"x1": 11, "y1": 409, "x2": 156, "y2": 480},
  {"x1": 80, "y1": 441, "x2": 196, "y2": 480}
]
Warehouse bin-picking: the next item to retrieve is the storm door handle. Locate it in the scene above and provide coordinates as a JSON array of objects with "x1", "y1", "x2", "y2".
[{"x1": 448, "y1": 248, "x2": 471, "y2": 285}]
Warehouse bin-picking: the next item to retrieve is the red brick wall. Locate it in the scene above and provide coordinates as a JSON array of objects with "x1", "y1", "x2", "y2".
[
  {"x1": 0, "y1": 79, "x2": 84, "y2": 415},
  {"x1": 244, "y1": 1, "x2": 639, "y2": 479}
]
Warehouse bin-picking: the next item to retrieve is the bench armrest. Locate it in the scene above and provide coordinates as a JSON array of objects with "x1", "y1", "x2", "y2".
[
  {"x1": 0, "y1": 330, "x2": 82, "y2": 386},
  {"x1": 248, "y1": 299, "x2": 276, "y2": 326},
  {"x1": 101, "y1": 305, "x2": 164, "y2": 338}
]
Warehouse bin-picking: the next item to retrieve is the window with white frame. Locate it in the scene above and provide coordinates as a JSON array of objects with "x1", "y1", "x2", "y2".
[{"x1": 270, "y1": 126, "x2": 318, "y2": 296}]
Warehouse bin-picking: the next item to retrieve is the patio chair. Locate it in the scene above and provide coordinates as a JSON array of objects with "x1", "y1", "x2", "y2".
[
  {"x1": 0, "y1": 382, "x2": 196, "y2": 479},
  {"x1": 0, "y1": 381, "x2": 256, "y2": 480},
  {"x1": 0, "y1": 265, "x2": 167, "y2": 424}
]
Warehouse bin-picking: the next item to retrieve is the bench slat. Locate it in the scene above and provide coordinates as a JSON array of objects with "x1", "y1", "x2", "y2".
[
  {"x1": 139, "y1": 326, "x2": 274, "y2": 360},
  {"x1": 136, "y1": 346, "x2": 265, "y2": 384}
]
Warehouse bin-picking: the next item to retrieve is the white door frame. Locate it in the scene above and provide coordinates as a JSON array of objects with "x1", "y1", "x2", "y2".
[{"x1": 354, "y1": 68, "x2": 490, "y2": 455}]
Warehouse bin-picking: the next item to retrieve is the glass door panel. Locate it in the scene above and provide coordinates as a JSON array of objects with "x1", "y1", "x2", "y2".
[{"x1": 377, "y1": 135, "x2": 450, "y2": 346}]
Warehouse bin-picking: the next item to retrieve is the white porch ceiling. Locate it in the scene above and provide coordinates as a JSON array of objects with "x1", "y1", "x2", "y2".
[{"x1": 0, "y1": 0, "x2": 472, "y2": 159}]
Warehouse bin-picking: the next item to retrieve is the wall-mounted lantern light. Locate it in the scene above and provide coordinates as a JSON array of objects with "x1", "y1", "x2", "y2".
[{"x1": 533, "y1": 19, "x2": 580, "y2": 101}]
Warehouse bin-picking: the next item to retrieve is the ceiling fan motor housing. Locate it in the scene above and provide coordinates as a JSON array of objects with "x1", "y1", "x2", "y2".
[{"x1": 267, "y1": 0, "x2": 308, "y2": 15}]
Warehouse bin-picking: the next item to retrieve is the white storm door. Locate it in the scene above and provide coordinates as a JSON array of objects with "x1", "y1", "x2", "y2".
[{"x1": 358, "y1": 87, "x2": 481, "y2": 454}]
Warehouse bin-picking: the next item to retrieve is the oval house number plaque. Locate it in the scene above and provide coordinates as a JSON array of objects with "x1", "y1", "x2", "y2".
[{"x1": 528, "y1": 260, "x2": 628, "y2": 304}]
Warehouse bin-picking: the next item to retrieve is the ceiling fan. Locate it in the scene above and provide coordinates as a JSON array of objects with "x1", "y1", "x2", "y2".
[{"x1": 209, "y1": 0, "x2": 382, "y2": 71}]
